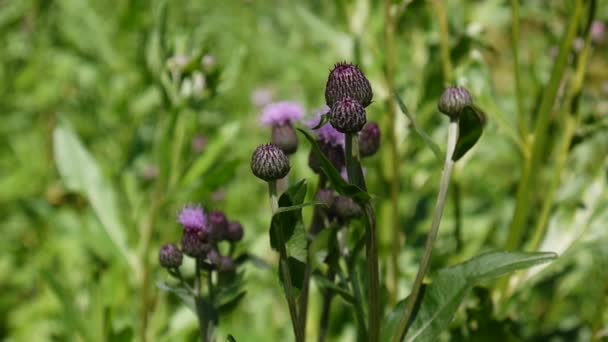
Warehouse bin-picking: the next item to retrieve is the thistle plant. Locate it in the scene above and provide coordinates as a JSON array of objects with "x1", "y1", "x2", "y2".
[
  {"x1": 247, "y1": 61, "x2": 557, "y2": 342},
  {"x1": 158, "y1": 205, "x2": 246, "y2": 342}
]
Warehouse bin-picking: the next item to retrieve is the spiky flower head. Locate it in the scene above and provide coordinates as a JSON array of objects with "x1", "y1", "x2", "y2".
[
  {"x1": 226, "y1": 221, "x2": 244, "y2": 242},
  {"x1": 359, "y1": 122, "x2": 381, "y2": 157},
  {"x1": 208, "y1": 211, "x2": 228, "y2": 241},
  {"x1": 325, "y1": 62, "x2": 373, "y2": 108},
  {"x1": 438, "y1": 86, "x2": 473, "y2": 119},
  {"x1": 271, "y1": 124, "x2": 298, "y2": 155},
  {"x1": 159, "y1": 244, "x2": 183, "y2": 269},
  {"x1": 251, "y1": 144, "x2": 290, "y2": 182},
  {"x1": 330, "y1": 97, "x2": 367, "y2": 133},
  {"x1": 260, "y1": 101, "x2": 304, "y2": 127},
  {"x1": 181, "y1": 231, "x2": 210, "y2": 258},
  {"x1": 178, "y1": 205, "x2": 208, "y2": 234}
]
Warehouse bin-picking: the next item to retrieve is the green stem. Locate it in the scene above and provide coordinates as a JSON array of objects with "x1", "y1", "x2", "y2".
[
  {"x1": 510, "y1": 0, "x2": 527, "y2": 139},
  {"x1": 138, "y1": 193, "x2": 164, "y2": 342},
  {"x1": 268, "y1": 181, "x2": 303, "y2": 342},
  {"x1": 194, "y1": 260, "x2": 208, "y2": 342},
  {"x1": 318, "y1": 251, "x2": 338, "y2": 342},
  {"x1": 347, "y1": 253, "x2": 369, "y2": 341},
  {"x1": 345, "y1": 133, "x2": 366, "y2": 190},
  {"x1": 384, "y1": 0, "x2": 402, "y2": 306},
  {"x1": 504, "y1": 0, "x2": 585, "y2": 251},
  {"x1": 393, "y1": 119, "x2": 459, "y2": 342},
  {"x1": 431, "y1": 0, "x2": 454, "y2": 85},
  {"x1": 298, "y1": 175, "x2": 327, "y2": 340},
  {"x1": 528, "y1": 4, "x2": 594, "y2": 251},
  {"x1": 345, "y1": 133, "x2": 379, "y2": 341},
  {"x1": 363, "y1": 204, "x2": 380, "y2": 342}
]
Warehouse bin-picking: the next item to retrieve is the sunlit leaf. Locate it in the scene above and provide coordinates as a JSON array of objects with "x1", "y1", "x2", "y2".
[{"x1": 384, "y1": 251, "x2": 556, "y2": 342}]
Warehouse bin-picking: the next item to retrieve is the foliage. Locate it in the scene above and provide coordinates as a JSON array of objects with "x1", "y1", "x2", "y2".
[{"x1": 1, "y1": 0, "x2": 607, "y2": 341}]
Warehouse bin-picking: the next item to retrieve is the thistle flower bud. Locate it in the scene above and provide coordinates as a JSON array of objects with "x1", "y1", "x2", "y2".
[
  {"x1": 325, "y1": 62, "x2": 373, "y2": 108},
  {"x1": 251, "y1": 144, "x2": 290, "y2": 182},
  {"x1": 438, "y1": 86, "x2": 473, "y2": 119},
  {"x1": 271, "y1": 124, "x2": 298, "y2": 155},
  {"x1": 332, "y1": 196, "x2": 362, "y2": 222},
  {"x1": 226, "y1": 221, "x2": 244, "y2": 242},
  {"x1": 207, "y1": 249, "x2": 222, "y2": 266},
  {"x1": 208, "y1": 211, "x2": 228, "y2": 241},
  {"x1": 359, "y1": 122, "x2": 381, "y2": 157},
  {"x1": 330, "y1": 97, "x2": 367, "y2": 133},
  {"x1": 159, "y1": 244, "x2": 183, "y2": 269},
  {"x1": 181, "y1": 231, "x2": 210, "y2": 258},
  {"x1": 218, "y1": 256, "x2": 236, "y2": 272}
]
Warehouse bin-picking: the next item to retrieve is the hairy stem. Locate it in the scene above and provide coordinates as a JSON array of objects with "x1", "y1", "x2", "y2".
[
  {"x1": 393, "y1": 119, "x2": 459, "y2": 342},
  {"x1": 269, "y1": 180, "x2": 303, "y2": 342}
]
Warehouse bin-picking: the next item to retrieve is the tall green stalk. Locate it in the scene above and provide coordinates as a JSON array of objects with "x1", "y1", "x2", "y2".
[
  {"x1": 345, "y1": 133, "x2": 379, "y2": 342},
  {"x1": 528, "y1": 4, "x2": 594, "y2": 251},
  {"x1": 268, "y1": 181, "x2": 303, "y2": 342},
  {"x1": 384, "y1": 0, "x2": 402, "y2": 306},
  {"x1": 504, "y1": 0, "x2": 585, "y2": 251},
  {"x1": 393, "y1": 119, "x2": 459, "y2": 342}
]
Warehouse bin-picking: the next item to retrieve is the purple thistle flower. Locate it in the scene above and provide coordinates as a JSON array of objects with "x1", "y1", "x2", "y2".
[
  {"x1": 260, "y1": 101, "x2": 305, "y2": 127},
  {"x1": 178, "y1": 205, "x2": 208, "y2": 233}
]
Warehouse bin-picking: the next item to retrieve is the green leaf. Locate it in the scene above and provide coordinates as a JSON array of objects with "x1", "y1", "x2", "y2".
[
  {"x1": 298, "y1": 128, "x2": 370, "y2": 201},
  {"x1": 452, "y1": 105, "x2": 486, "y2": 161},
  {"x1": 269, "y1": 180, "x2": 307, "y2": 252},
  {"x1": 156, "y1": 281, "x2": 196, "y2": 313},
  {"x1": 394, "y1": 92, "x2": 443, "y2": 161},
  {"x1": 278, "y1": 257, "x2": 307, "y2": 293},
  {"x1": 313, "y1": 274, "x2": 355, "y2": 304},
  {"x1": 274, "y1": 202, "x2": 326, "y2": 214},
  {"x1": 53, "y1": 124, "x2": 138, "y2": 273},
  {"x1": 384, "y1": 251, "x2": 556, "y2": 342}
]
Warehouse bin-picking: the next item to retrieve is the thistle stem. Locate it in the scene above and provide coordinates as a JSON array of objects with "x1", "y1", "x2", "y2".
[
  {"x1": 268, "y1": 180, "x2": 303, "y2": 342},
  {"x1": 299, "y1": 175, "x2": 328, "y2": 340},
  {"x1": 345, "y1": 133, "x2": 379, "y2": 342},
  {"x1": 393, "y1": 119, "x2": 459, "y2": 342}
]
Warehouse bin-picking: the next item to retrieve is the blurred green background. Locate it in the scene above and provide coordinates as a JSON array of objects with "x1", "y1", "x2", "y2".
[{"x1": 1, "y1": 0, "x2": 607, "y2": 341}]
